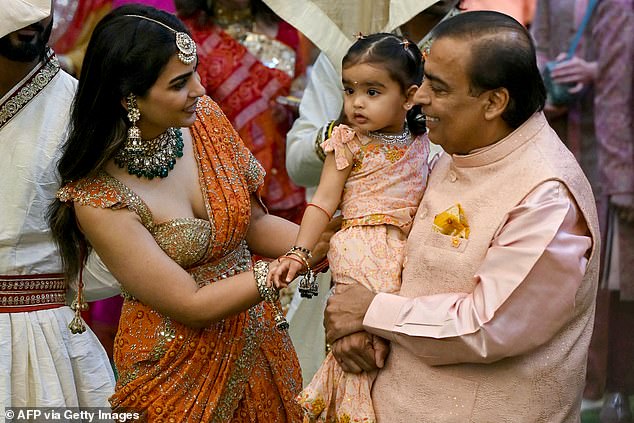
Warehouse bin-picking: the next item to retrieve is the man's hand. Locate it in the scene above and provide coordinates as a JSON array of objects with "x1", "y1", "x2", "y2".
[
  {"x1": 324, "y1": 283, "x2": 375, "y2": 344},
  {"x1": 330, "y1": 331, "x2": 390, "y2": 373}
]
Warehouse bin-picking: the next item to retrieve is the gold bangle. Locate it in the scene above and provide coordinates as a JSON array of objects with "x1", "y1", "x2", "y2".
[
  {"x1": 253, "y1": 260, "x2": 288, "y2": 331},
  {"x1": 286, "y1": 250, "x2": 311, "y2": 272}
]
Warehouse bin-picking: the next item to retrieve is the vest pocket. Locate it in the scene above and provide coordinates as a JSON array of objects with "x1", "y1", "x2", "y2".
[{"x1": 425, "y1": 230, "x2": 469, "y2": 253}]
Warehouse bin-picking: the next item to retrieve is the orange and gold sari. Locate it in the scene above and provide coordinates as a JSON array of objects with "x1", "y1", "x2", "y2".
[{"x1": 58, "y1": 96, "x2": 302, "y2": 422}]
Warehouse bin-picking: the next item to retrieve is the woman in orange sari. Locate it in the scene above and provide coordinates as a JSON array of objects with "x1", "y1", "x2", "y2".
[{"x1": 49, "y1": 5, "x2": 309, "y2": 421}]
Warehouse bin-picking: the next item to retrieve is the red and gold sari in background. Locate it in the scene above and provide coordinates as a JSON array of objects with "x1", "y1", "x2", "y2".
[
  {"x1": 58, "y1": 96, "x2": 302, "y2": 422},
  {"x1": 182, "y1": 15, "x2": 307, "y2": 223}
]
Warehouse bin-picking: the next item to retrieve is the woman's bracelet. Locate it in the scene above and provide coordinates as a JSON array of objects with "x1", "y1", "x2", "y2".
[
  {"x1": 286, "y1": 250, "x2": 311, "y2": 271},
  {"x1": 253, "y1": 260, "x2": 288, "y2": 331},
  {"x1": 289, "y1": 245, "x2": 312, "y2": 259}
]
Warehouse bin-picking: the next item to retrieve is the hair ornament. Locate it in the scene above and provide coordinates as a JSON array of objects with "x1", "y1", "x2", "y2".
[
  {"x1": 124, "y1": 14, "x2": 197, "y2": 65},
  {"x1": 354, "y1": 32, "x2": 366, "y2": 40},
  {"x1": 422, "y1": 46, "x2": 430, "y2": 61},
  {"x1": 401, "y1": 39, "x2": 410, "y2": 50}
]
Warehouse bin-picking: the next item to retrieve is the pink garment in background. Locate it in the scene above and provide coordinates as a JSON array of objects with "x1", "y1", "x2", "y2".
[
  {"x1": 461, "y1": 0, "x2": 536, "y2": 26},
  {"x1": 112, "y1": 0, "x2": 175, "y2": 12}
]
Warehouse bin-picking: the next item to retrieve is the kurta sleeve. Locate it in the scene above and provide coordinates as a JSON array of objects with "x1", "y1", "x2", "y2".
[{"x1": 363, "y1": 180, "x2": 593, "y2": 365}]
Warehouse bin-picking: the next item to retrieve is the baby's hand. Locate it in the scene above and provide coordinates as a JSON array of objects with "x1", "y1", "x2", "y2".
[{"x1": 267, "y1": 257, "x2": 303, "y2": 289}]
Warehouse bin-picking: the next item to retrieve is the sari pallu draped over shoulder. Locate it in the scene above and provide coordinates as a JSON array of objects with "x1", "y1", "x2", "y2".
[{"x1": 103, "y1": 97, "x2": 302, "y2": 421}]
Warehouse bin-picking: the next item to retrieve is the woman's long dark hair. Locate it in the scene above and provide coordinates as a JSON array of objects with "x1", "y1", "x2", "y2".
[
  {"x1": 49, "y1": 4, "x2": 192, "y2": 280},
  {"x1": 342, "y1": 33, "x2": 426, "y2": 135}
]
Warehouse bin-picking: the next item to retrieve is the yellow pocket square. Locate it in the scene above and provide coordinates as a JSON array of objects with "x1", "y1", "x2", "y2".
[{"x1": 432, "y1": 203, "x2": 470, "y2": 239}]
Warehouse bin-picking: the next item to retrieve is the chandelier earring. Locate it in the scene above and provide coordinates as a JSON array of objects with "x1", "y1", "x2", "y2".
[{"x1": 124, "y1": 93, "x2": 143, "y2": 154}]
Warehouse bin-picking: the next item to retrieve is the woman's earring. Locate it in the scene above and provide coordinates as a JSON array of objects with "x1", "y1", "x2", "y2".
[{"x1": 124, "y1": 93, "x2": 142, "y2": 154}]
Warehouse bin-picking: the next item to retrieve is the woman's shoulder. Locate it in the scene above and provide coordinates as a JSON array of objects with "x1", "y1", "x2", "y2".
[
  {"x1": 193, "y1": 95, "x2": 235, "y2": 132},
  {"x1": 57, "y1": 170, "x2": 128, "y2": 210}
]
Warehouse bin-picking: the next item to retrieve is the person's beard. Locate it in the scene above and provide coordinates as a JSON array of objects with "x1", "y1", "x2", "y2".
[{"x1": 0, "y1": 19, "x2": 53, "y2": 62}]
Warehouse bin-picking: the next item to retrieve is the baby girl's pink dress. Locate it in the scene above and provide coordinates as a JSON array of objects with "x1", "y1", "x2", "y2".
[{"x1": 297, "y1": 124, "x2": 430, "y2": 422}]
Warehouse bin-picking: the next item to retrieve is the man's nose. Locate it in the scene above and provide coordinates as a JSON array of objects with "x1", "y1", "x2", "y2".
[{"x1": 413, "y1": 83, "x2": 430, "y2": 105}]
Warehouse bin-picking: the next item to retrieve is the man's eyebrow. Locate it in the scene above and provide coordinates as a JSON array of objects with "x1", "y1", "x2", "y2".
[{"x1": 423, "y1": 70, "x2": 448, "y2": 87}]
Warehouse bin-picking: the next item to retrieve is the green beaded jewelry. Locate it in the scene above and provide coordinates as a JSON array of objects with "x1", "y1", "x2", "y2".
[{"x1": 114, "y1": 127, "x2": 184, "y2": 179}]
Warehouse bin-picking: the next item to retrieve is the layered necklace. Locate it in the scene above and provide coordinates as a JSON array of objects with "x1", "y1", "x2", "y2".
[
  {"x1": 115, "y1": 127, "x2": 184, "y2": 179},
  {"x1": 367, "y1": 124, "x2": 411, "y2": 146}
]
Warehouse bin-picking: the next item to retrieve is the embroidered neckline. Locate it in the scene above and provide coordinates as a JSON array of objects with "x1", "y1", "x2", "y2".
[{"x1": 0, "y1": 49, "x2": 60, "y2": 130}]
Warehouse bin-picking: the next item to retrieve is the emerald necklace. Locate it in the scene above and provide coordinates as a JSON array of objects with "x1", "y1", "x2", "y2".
[{"x1": 115, "y1": 127, "x2": 184, "y2": 179}]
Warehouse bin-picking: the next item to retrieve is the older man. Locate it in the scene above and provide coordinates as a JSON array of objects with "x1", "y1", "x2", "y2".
[
  {"x1": 0, "y1": 0, "x2": 116, "y2": 409},
  {"x1": 325, "y1": 11, "x2": 600, "y2": 422}
]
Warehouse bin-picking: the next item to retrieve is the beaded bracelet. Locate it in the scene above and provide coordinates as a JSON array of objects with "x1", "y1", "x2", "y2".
[
  {"x1": 290, "y1": 245, "x2": 312, "y2": 259},
  {"x1": 253, "y1": 260, "x2": 289, "y2": 331}
]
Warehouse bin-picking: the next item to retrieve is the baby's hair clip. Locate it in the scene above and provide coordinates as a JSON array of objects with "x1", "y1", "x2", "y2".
[
  {"x1": 422, "y1": 47, "x2": 430, "y2": 61},
  {"x1": 355, "y1": 32, "x2": 366, "y2": 40},
  {"x1": 401, "y1": 39, "x2": 411, "y2": 49}
]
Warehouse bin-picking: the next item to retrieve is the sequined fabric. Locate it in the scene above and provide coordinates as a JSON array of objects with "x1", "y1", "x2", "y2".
[
  {"x1": 182, "y1": 16, "x2": 306, "y2": 221},
  {"x1": 58, "y1": 96, "x2": 302, "y2": 422}
]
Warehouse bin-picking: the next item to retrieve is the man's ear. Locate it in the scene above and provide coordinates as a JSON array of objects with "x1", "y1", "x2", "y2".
[
  {"x1": 403, "y1": 84, "x2": 418, "y2": 110},
  {"x1": 483, "y1": 87, "x2": 509, "y2": 120}
]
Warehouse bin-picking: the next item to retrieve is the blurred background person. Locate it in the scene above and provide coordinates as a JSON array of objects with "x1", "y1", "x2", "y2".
[
  {"x1": 531, "y1": 0, "x2": 600, "y2": 207},
  {"x1": 461, "y1": 0, "x2": 536, "y2": 27},
  {"x1": 591, "y1": 0, "x2": 634, "y2": 421}
]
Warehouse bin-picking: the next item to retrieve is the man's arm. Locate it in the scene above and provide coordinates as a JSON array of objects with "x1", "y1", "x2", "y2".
[
  {"x1": 285, "y1": 52, "x2": 343, "y2": 187},
  {"x1": 327, "y1": 181, "x2": 593, "y2": 365}
]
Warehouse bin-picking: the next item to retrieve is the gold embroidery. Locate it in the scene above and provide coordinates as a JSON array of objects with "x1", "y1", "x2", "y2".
[{"x1": 0, "y1": 49, "x2": 60, "y2": 129}]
